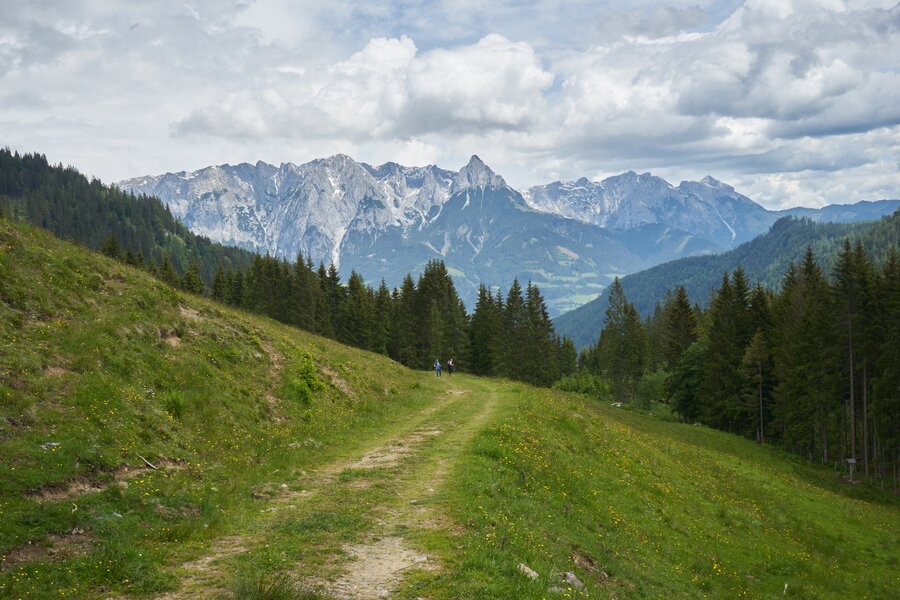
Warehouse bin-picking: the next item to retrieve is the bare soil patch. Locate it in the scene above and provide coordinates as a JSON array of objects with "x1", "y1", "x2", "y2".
[
  {"x1": 27, "y1": 460, "x2": 183, "y2": 503},
  {"x1": 319, "y1": 364, "x2": 355, "y2": 397},
  {"x1": 42, "y1": 365, "x2": 72, "y2": 377},
  {"x1": 328, "y1": 536, "x2": 432, "y2": 599},
  {"x1": 348, "y1": 429, "x2": 441, "y2": 470},
  {"x1": 1, "y1": 528, "x2": 92, "y2": 571},
  {"x1": 155, "y1": 535, "x2": 253, "y2": 600},
  {"x1": 177, "y1": 306, "x2": 202, "y2": 321}
]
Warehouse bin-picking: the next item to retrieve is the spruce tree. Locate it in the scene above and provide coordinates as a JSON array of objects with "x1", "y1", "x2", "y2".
[
  {"x1": 873, "y1": 248, "x2": 900, "y2": 487},
  {"x1": 833, "y1": 238, "x2": 861, "y2": 463},
  {"x1": 371, "y1": 280, "x2": 392, "y2": 355},
  {"x1": 499, "y1": 279, "x2": 526, "y2": 380},
  {"x1": 669, "y1": 339, "x2": 708, "y2": 422},
  {"x1": 101, "y1": 234, "x2": 122, "y2": 260},
  {"x1": 663, "y1": 286, "x2": 697, "y2": 371},
  {"x1": 389, "y1": 275, "x2": 417, "y2": 366},
  {"x1": 740, "y1": 330, "x2": 772, "y2": 442},
  {"x1": 524, "y1": 282, "x2": 558, "y2": 386},
  {"x1": 469, "y1": 285, "x2": 501, "y2": 375},
  {"x1": 160, "y1": 256, "x2": 181, "y2": 288},
  {"x1": 701, "y1": 273, "x2": 739, "y2": 430},
  {"x1": 181, "y1": 261, "x2": 205, "y2": 295},
  {"x1": 229, "y1": 269, "x2": 244, "y2": 307},
  {"x1": 211, "y1": 265, "x2": 229, "y2": 301},
  {"x1": 557, "y1": 337, "x2": 577, "y2": 378}
]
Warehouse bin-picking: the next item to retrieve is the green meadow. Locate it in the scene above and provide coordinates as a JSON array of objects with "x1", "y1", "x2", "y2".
[{"x1": 1, "y1": 219, "x2": 897, "y2": 598}]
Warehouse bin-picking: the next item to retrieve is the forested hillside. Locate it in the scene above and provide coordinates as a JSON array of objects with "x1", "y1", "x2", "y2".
[
  {"x1": 574, "y1": 237, "x2": 900, "y2": 488},
  {"x1": 0, "y1": 149, "x2": 257, "y2": 284},
  {"x1": 556, "y1": 212, "x2": 900, "y2": 348}
]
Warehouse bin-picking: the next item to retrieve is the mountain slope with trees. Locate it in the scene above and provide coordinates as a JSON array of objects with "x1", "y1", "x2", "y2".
[
  {"x1": 0, "y1": 148, "x2": 257, "y2": 286},
  {"x1": 555, "y1": 212, "x2": 900, "y2": 349},
  {"x1": 573, "y1": 233, "x2": 900, "y2": 488}
]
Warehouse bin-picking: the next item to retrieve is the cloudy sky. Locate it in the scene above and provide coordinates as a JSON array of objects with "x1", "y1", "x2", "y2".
[{"x1": 1, "y1": 0, "x2": 898, "y2": 208}]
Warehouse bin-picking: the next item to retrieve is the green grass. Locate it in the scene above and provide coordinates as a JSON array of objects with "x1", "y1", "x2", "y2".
[
  {"x1": 405, "y1": 384, "x2": 899, "y2": 598},
  {"x1": 1, "y1": 218, "x2": 898, "y2": 599},
  {"x1": 0, "y1": 221, "x2": 440, "y2": 598}
]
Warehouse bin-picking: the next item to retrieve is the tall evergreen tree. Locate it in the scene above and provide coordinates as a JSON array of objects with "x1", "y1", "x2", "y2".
[
  {"x1": 499, "y1": 279, "x2": 527, "y2": 380},
  {"x1": 370, "y1": 280, "x2": 392, "y2": 355},
  {"x1": 833, "y1": 238, "x2": 861, "y2": 463},
  {"x1": 160, "y1": 256, "x2": 181, "y2": 288},
  {"x1": 740, "y1": 330, "x2": 772, "y2": 442},
  {"x1": 523, "y1": 282, "x2": 559, "y2": 386},
  {"x1": 469, "y1": 284, "x2": 501, "y2": 376},
  {"x1": 181, "y1": 261, "x2": 205, "y2": 295},
  {"x1": 211, "y1": 265, "x2": 229, "y2": 301},
  {"x1": 663, "y1": 286, "x2": 697, "y2": 371}
]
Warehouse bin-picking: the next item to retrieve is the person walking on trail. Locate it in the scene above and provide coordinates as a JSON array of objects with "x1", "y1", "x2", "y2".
[
  {"x1": 434, "y1": 359, "x2": 442, "y2": 377},
  {"x1": 447, "y1": 358, "x2": 454, "y2": 375}
]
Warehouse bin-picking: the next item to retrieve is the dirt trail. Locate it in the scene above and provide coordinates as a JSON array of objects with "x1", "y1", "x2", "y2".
[
  {"x1": 154, "y1": 381, "x2": 497, "y2": 600},
  {"x1": 324, "y1": 385, "x2": 498, "y2": 599}
]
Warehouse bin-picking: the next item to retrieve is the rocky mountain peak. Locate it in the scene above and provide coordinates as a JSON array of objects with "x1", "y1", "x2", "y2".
[{"x1": 451, "y1": 155, "x2": 507, "y2": 193}]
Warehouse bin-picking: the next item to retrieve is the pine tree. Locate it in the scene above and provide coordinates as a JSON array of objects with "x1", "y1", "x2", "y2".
[
  {"x1": 663, "y1": 286, "x2": 697, "y2": 370},
  {"x1": 211, "y1": 265, "x2": 229, "y2": 301},
  {"x1": 160, "y1": 256, "x2": 181, "y2": 288},
  {"x1": 469, "y1": 284, "x2": 501, "y2": 375},
  {"x1": 833, "y1": 238, "x2": 861, "y2": 463},
  {"x1": 181, "y1": 260, "x2": 205, "y2": 294},
  {"x1": 740, "y1": 330, "x2": 772, "y2": 442},
  {"x1": 101, "y1": 234, "x2": 122, "y2": 260}
]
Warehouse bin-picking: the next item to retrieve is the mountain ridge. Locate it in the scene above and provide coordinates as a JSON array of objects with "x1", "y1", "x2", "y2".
[{"x1": 118, "y1": 154, "x2": 900, "y2": 315}]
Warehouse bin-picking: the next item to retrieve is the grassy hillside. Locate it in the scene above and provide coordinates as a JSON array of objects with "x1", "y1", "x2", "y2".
[
  {"x1": 556, "y1": 212, "x2": 900, "y2": 349},
  {"x1": 0, "y1": 219, "x2": 436, "y2": 597},
  {"x1": 1, "y1": 219, "x2": 897, "y2": 599}
]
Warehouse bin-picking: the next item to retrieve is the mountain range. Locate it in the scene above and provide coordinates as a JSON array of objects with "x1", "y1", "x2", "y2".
[{"x1": 120, "y1": 156, "x2": 900, "y2": 315}]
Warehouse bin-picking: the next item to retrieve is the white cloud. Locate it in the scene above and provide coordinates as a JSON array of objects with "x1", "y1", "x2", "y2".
[
  {"x1": 0, "y1": 0, "x2": 898, "y2": 207},
  {"x1": 174, "y1": 33, "x2": 553, "y2": 141}
]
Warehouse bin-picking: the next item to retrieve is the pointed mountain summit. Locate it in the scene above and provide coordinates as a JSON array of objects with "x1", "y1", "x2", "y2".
[{"x1": 451, "y1": 155, "x2": 507, "y2": 193}]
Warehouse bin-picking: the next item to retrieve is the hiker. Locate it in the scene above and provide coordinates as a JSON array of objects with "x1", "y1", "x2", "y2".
[
  {"x1": 434, "y1": 359, "x2": 441, "y2": 377},
  {"x1": 447, "y1": 358, "x2": 454, "y2": 375}
]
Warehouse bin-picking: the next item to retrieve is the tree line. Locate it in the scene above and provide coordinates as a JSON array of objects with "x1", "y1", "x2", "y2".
[
  {"x1": 201, "y1": 252, "x2": 576, "y2": 386},
  {"x1": 103, "y1": 242, "x2": 576, "y2": 386},
  {"x1": 578, "y1": 239, "x2": 900, "y2": 488}
]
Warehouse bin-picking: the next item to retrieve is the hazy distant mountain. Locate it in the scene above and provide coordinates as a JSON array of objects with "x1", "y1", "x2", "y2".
[{"x1": 120, "y1": 156, "x2": 899, "y2": 315}]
